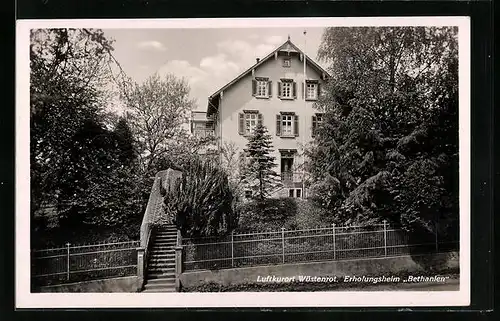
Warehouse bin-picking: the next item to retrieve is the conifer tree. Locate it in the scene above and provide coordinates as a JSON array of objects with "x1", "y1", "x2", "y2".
[{"x1": 241, "y1": 124, "x2": 281, "y2": 200}]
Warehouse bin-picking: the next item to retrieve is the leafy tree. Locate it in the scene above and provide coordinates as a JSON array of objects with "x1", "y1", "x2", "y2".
[
  {"x1": 120, "y1": 73, "x2": 196, "y2": 172},
  {"x1": 241, "y1": 124, "x2": 281, "y2": 200},
  {"x1": 30, "y1": 29, "x2": 148, "y2": 246},
  {"x1": 30, "y1": 29, "x2": 117, "y2": 218},
  {"x1": 308, "y1": 27, "x2": 458, "y2": 232},
  {"x1": 113, "y1": 116, "x2": 137, "y2": 166}
]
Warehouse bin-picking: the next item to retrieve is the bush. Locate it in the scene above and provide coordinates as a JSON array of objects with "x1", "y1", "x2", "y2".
[
  {"x1": 158, "y1": 158, "x2": 238, "y2": 238},
  {"x1": 236, "y1": 198, "x2": 297, "y2": 233}
]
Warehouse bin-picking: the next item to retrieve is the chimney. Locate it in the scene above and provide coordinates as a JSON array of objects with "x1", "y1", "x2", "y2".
[{"x1": 256, "y1": 58, "x2": 260, "y2": 63}]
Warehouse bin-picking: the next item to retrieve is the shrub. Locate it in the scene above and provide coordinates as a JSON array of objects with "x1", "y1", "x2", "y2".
[
  {"x1": 236, "y1": 198, "x2": 297, "y2": 233},
  {"x1": 159, "y1": 158, "x2": 238, "y2": 238}
]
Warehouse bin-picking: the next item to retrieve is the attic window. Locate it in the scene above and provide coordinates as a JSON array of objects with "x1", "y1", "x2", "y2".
[{"x1": 283, "y1": 58, "x2": 291, "y2": 68}]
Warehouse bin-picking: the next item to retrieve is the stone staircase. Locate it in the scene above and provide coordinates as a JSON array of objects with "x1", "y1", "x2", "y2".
[{"x1": 142, "y1": 225, "x2": 178, "y2": 292}]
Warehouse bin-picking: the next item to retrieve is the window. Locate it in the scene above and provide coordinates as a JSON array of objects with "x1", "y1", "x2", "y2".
[
  {"x1": 304, "y1": 80, "x2": 320, "y2": 101},
  {"x1": 278, "y1": 79, "x2": 296, "y2": 99},
  {"x1": 306, "y1": 83, "x2": 318, "y2": 100},
  {"x1": 256, "y1": 80, "x2": 268, "y2": 97},
  {"x1": 238, "y1": 111, "x2": 263, "y2": 136},
  {"x1": 281, "y1": 114, "x2": 293, "y2": 136},
  {"x1": 252, "y1": 78, "x2": 271, "y2": 98},
  {"x1": 288, "y1": 188, "x2": 302, "y2": 198},
  {"x1": 283, "y1": 58, "x2": 291, "y2": 68},
  {"x1": 245, "y1": 190, "x2": 253, "y2": 199},
  {"x1": 312, "y1": 113, "x2": 323, "y2": 137},
  {"x1": 276, "y1": 113, "x2": 299, "y2": 137},
  {"x1": 245, "y1": 113, "x2": 258, "y2": 135},
  {"x1": 282, "y1": 82, "x2": 292, "y2": 98}
]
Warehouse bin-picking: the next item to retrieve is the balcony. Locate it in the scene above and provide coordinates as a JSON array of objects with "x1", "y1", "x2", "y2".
[
  {"x1": 193, "y1": 128, "x2": 215, "y2": 138},
  {"x1": 281, "y1": 171, "x2": 303, "y2": 187}
]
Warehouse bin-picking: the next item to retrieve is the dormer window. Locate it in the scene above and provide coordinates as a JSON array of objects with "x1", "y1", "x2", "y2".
[
  {"x1": 252, "y1": 77, "x2": 272, "y2": 99},
  {"x1": 283, "y1": 58, "x2": 291, "y2": 68}
]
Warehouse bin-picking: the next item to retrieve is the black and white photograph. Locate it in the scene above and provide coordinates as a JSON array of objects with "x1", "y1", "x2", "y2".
[{"x1": 16, "y1": 17, "x2": 470, "y2": 308}]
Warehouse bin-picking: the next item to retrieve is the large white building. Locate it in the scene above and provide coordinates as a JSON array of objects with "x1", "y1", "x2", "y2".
[{"x1": 191, "y1": 38, "x2": 330, "y2": 198}]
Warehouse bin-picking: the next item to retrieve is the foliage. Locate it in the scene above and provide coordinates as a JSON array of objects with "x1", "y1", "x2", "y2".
[
  {"x1": 308, "y1": 26, "x2": 459, "y2": 232},
  {"x1": 30, "y1": 28, "x2": 115, "y2": 216},
  {"x1": 159, "y1": 158, "x2": 238, "y2": 237},
  {"x1": 240, "y1": 124, "x2": 282, "y2": 200},
  {"x1": 30, "y1": 29, "x2": 147, "y2": 246},
  {"x1": 120, "y1": 73, "x2": 196, "y2": 172},
  {"x1": 236, "y1": 198, "x2": 298, "y2": 233}
]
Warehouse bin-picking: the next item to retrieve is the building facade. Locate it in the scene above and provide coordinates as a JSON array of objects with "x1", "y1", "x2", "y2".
[{"x1": 191, "y1": 38, "x2": 330, "y2": 198}]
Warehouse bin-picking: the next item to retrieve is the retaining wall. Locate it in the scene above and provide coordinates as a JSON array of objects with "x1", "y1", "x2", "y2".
[
  {"x1": 180, "y1": 251, "x2": 458, "y2": 288},
  {"x1": 36, "y1": 276, "x2": 139, "y2": 293}
]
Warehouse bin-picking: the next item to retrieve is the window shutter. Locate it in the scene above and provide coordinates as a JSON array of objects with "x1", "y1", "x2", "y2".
[
  {"x1": 277, "y1": 82, "x2": 282, "y2": 98},
  {"x1": 276, "y1": 114, "x2": 281, "y2": 136},
  {"x1": 252, "y1": 79, "x2": 257, "y2": 96},
  {"x1": 312, "y1": 115, "x2": 317, "y2": 137},
  {"x1": 238, "y1": 113, "x2": 244, "y2": 135},
  {"x1": 258, "y1": 113, "x2": 263, "y2": 126},
  {"x1": 293, "y1": 82, "x2": 297, "y2": 99},
  {"x1": 317, "y1": 83, "x2": 321, "y2": 99},
  {"x1": 294, "y1": 115, "x2": 299, "y2": 136},
  {"x1": 301, "y1": 82, "x2": 305, "y2": 99},
  {"x1": 268, "y1": 81, "x2": 272, "y2": 97}
]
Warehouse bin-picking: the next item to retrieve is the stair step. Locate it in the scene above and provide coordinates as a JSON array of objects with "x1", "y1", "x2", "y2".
[
  {"x1": 148, "y1": 263, "x2": 175, "y2": 268},
  {"x1": 148, "y1": 260, "x2": 175, "y2": 265},
  {"x1": 148, "y1": 252, "x2": 175, "y2": 256},
  {"x1": 142, "y1": 288, "x2": 177, "y2": 292},
  {"x1": 146, "y1": 278, "x2": 176, "y2": 285},
  {"x1": 149, "y1": 255, "x2": 175, "y2": 260},
  {"x1": 147, "y1": 273, "x2": 175, "y2": 279},
  {"x1": 154, "y1": 240, "x2": 177, "y2": 244},
  {"x1": 148, "y1": 267, "x2": 175, "y2": 274}
]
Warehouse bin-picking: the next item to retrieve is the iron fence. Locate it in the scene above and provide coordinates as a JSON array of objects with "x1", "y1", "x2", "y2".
[
  {"x1": 182, "y1": 221, "x2": 459, "y2": 271},
  {"x1": 31, "y1": 240, "x2": 140, "y2": 287}
]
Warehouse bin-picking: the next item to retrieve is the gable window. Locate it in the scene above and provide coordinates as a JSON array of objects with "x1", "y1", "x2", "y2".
[
  {"x1": 276, "y1": 112, "x2": 299, "y2": 137},
  {"x1": 283, "y1": 58, "x2": 291, "y2": 68},
  {"x1": 238, "y1": 110, "x2": 263, "y2": 136},
  {"x1": 304, "y1": 80, "x2": 320, "y2": 101},
  {"x1": 311, "y1": 113, "x2": 323, "y2": 137},
  {"x1": 278, "y1": 79, "x2": 296, "y2": 100},
  {"x1": 252, "y1": 77, "x2": 272, "y2": 98}
]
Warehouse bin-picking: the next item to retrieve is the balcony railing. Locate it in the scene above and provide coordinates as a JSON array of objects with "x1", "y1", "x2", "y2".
[
  {"x1": 280, "y1": 171, "x2": 302, "y2": 183},
  {"x1": 193, "y1": 128, "x2": 215, "y2": 138}
]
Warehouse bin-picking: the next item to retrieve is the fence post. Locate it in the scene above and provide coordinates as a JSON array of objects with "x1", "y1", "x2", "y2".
[
  {"x1": 174, "y1": 229, "x2": 183, "y2": 292},
  {"x1": 383, "y1": 220, "x2": 387, "y2": 257},
  {"x1": 66, "y1": 242, "x2": 70, "y2": 281},
  {"x1": 332, "y1": 223, "x2": 336, "y2": 260},
  {"x1": 281, "y1": 228, "x2": 285, "y2": 264},
  {"x1": 137, "y1": 247, "x2": 145, "y2": 291},
  {"x1": 231, "y1": 231, "x2": 234, "y2": 268}
]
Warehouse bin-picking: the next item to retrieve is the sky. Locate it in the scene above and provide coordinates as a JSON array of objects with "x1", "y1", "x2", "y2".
[{"x1": 102, "y1": 28, "x2": 327, "y2": 111}]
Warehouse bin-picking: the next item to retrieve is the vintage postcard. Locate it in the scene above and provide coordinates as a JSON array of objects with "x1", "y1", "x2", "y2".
[{"x1": 16, "y1": 17, "x2": 470, "y2": 308}]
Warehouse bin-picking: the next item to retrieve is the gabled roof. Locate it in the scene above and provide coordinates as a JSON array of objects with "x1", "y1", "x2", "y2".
[{"x1": 207, "y1": 39, "x2": 330, "y2": 114}]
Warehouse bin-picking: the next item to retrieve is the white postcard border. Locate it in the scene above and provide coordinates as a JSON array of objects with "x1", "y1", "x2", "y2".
[{"x1": 16, "y1": 16, "x2": 471, "y2": 308}]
